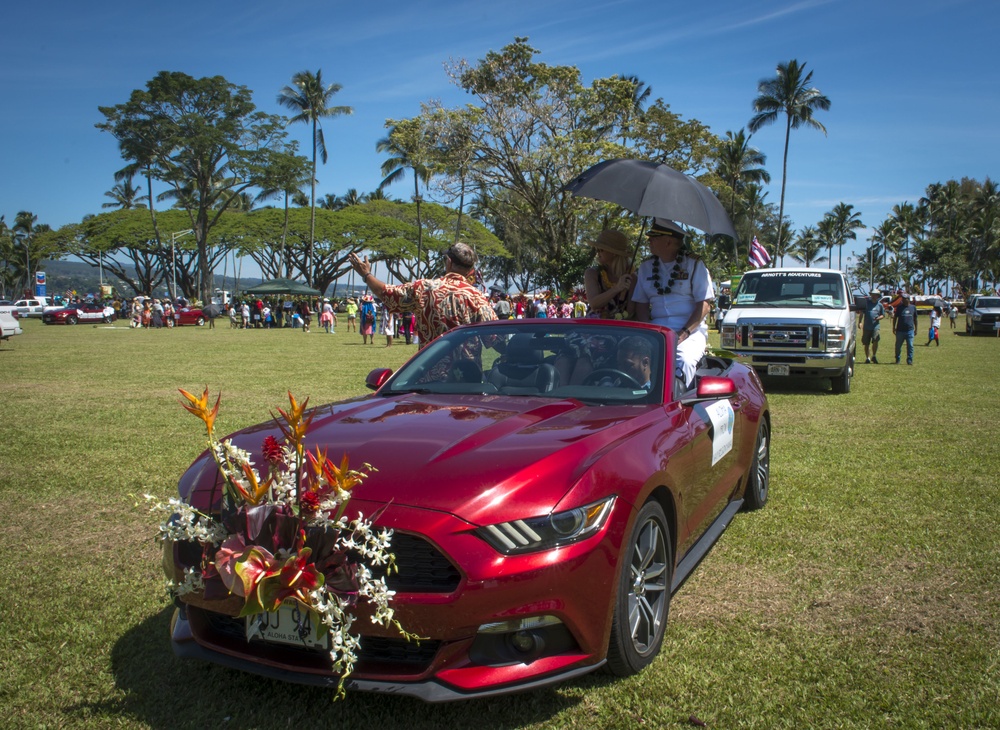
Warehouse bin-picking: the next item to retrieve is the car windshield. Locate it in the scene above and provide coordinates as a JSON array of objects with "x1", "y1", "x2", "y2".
[
  {"x1": 383, "y1": 321, "x2": 666, "y2": 405},
  {"x1": 733, "y1": 271, "x2": 847, "y2": 308},
  {"x1": 976, "y1": 298, "x2": 1000, "y2": 308}
]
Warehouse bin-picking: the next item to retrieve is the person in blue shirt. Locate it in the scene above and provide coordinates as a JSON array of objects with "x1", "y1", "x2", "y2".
[
  {"x1": 892, "y1": 293, "x2": 918, "y2": 365},
  {"x1": 858, "y1": 289, "x2": 885, "y2": 364}
]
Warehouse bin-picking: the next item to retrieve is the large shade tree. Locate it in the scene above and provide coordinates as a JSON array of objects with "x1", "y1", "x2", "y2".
[
  {"x1": 749, "y1": 60, "x2": 830, "y2": 261},
  {"x1": 277, "y1": 69, "x2": 353, "y2": 287},
  {"x1": 98, "y1": 71, "x2": 289, "y2": 303}
]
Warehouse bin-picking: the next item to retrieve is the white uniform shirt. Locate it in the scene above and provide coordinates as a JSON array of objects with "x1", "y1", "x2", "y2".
[{"x1": 632, "y1": 255, "x2": 715, "y2": 331}]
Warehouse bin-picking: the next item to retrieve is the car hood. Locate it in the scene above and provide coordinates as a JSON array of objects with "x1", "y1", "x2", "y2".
[
  {"x1": 723, "y1": 305, "x2": 850, "y2": 325},
  {"x1": 182, "y1": 393, "x2": 648, "y2": 525}
]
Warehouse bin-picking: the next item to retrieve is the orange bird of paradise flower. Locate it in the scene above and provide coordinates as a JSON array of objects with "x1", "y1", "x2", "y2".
[{"x1": 179, "y1": 387, "x2": 221, "y2": 436}]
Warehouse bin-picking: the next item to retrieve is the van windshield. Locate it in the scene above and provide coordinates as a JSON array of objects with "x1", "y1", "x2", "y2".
[{"x1": 733, "y1": 271, "x2": 846, "y2": 308}]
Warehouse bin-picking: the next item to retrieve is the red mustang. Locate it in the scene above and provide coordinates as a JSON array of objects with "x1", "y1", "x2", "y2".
[
  {"x1": 166, "y1": 319, "x2": 770, "y2": 701},
  {"x1": 42, "y1": 302, "x2": 116, "y2": 325}
]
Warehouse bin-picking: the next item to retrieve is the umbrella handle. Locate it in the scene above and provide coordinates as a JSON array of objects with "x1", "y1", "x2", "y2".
[{"x1": 630, "y1": 218, "x2": 649, "y2": 272}]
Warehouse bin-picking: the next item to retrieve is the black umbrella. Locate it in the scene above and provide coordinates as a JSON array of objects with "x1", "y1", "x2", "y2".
[
  {"x1": 564, "y1": 159, "x2": 739, "y2": 240},
  {"x1": 203, "y1": 303, "x2": 222, "y2": 319}
]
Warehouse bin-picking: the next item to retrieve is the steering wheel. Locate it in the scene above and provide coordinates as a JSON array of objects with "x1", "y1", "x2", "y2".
[{"x1": 582, "y1": 368, "x2": 642, "y2": 388}]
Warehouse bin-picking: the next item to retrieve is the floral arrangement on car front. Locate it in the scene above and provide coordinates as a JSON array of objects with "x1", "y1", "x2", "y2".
[{"x1": 147, "y1": 388, "x2": 414, "y2": 698}]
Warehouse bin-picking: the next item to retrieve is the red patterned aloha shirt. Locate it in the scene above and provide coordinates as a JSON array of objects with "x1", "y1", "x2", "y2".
[{"x1": 380, "y1": 272, "x2": 497, "y2": 348}]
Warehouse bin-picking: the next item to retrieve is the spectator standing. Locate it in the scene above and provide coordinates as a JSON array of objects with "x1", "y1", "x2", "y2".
[
  {"x1": 892, "y1": 293, "x2": 918, "y2": 365},
  {"x1": 359, "y1": 295, "x2": 377, "y2": 344},
  {"x1": 346, "y1": 298, "x2": 358, "y2": 332},
  {"x1": 298, "y1": 300, "x2": 312, "y2": 333},
  {"x1": 348, "y1": 242, "x2": 496, "y2": 349},
  {"x1": 858, "y1": 289, "x2": 884, "y2": 363},
  {"x1": 262, "y1": 304, "x2": 272, "y2": 329},
  {"x1": 494, "y1": 294, "x2": 512, "y2": 319},
  {"x1": 240, "y1": 301, "x2": 250, "y2": 329},
  {"x1": 948, "y1": 305, "x2": 958, "y2": 329},
  {"x1": 399, "y1": 311, "x2": 415, "y2": 345},
  {"x1": 382, "y1": 304, "x2": 396, "y2": 347},
  {"x1": 927, "y1": 307, "x2": 942, "y2": 346}
]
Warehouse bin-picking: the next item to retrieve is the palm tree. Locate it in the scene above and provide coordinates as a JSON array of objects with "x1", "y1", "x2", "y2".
[
  {"x1": 717, "y1": 128, "x2": 770, "y2": 265},
  {"x1": 788, "y1": 226, "x2": 828, "y2": 268},
  {"x1": 748, "y1": 60, "x2": 831, "y2": 260},
  {"x1": 277, "y1": 69, "x2": 353, "y2": 286},
  {"x1": 826, "y1": 203, "x2": 864, "y2": 269},
  {"x1": 717, "y1": 129, "x2": 771, "y2": 217},
  {"x1": 377, "y1": 122, "x2": 433, "y2": 276},
  {"x1": 101, "y1": 173, "x2": 146, "y2": 210}
]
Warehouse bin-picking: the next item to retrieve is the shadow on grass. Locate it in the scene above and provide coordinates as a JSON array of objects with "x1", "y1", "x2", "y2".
[{"x1": 74, "y1": 607, "x2": 594, "y2": 728}]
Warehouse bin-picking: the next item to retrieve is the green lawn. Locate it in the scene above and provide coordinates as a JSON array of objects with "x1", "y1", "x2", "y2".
[{"x1": 1, "y1": 317, "x2": 998, "y2": 729}]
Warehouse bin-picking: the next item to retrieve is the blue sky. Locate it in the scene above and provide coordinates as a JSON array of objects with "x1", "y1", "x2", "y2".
[{"x1": 3, "y1": 0, "x2": 998, "y2": 272}]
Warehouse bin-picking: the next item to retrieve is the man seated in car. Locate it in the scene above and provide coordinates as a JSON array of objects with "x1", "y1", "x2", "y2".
[{"x1": 616, "y1": 335, "x2": 652, "y2": 390}]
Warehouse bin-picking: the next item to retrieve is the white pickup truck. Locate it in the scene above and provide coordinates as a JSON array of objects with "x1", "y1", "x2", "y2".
[
  {"x1": 719, "y1": 268, "x2": 857, "y2": 394},
  {"x1": 0, "y1": 305, "x2": 24, "y2": 341}
]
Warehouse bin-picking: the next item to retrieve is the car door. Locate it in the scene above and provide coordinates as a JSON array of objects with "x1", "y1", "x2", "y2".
[{"x1": 666, "y1": 389, "x2": 746, "y2": 558}]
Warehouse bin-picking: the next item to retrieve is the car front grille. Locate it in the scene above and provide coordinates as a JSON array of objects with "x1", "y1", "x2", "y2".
[
  {"x1": 745, "y1": 324, "x2": 824, "y2": 350},
  {"x1": 377, "y1": 532, "x2": 462, "y2": 593}
]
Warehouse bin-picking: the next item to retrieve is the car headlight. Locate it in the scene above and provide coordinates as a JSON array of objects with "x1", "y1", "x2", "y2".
[
  {"x1": 973, "y1": 313, "x2": 982, "y2": 321},
  {"x1": 721, "y1": 325, "x2": 736, "y2": 349},
  {"x1": 477, "y1": 496, "x2": 616, "y2": 555},
  {"x1": 826, "y1": 327, "x2": 846, "y2": 350}
]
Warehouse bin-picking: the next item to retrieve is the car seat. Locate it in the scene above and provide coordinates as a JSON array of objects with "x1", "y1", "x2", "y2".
[{"x1": 487, "y1": 334, "x2": 559, "y2": 393}]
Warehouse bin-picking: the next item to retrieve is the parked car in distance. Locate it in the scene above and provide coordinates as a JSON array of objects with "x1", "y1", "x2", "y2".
[
  {"x1": 175, "y1": 307, "x2": 207, "y2": 326},
  {"x1": 42, "y1": 302, "x2": 117, "y2": 325},
  {"x1": 13, "y1": 296, "x2": 53, "y2": 317},
  {"x1": 965, "y1": 296, "x2": 1000, "y2": 335},
  {"x1": 0, "y1": 305, "x2": 23, "y2": 340},
  {"x1": 164, "y1": 319, "x2": 771, "y2": 701}
]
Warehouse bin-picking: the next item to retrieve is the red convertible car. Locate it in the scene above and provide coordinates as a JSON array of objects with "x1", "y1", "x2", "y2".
[
  {"x1": 42, "y1": 302, "x2": 116, "y2": 324},
  {"x1": 166, "y1": 319, "x2": 770, "y2": 701},
  {"x1": 174, "y1": 307, "x2": 207, "y2": 326}
]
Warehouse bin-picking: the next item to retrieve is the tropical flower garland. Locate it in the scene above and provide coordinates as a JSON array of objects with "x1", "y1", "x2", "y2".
[{"x1": 147, "y1": 388, "x2": 416, "y2": 698}]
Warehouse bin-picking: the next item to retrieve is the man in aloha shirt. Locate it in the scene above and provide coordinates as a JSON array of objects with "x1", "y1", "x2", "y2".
[{"x1": 348, "y1": 243, "x2": 497, "y2": 349}]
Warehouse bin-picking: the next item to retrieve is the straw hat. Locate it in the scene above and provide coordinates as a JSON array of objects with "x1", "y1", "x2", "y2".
[{"x1": 589, "y1": 229, "x2": 628, "y2": 256}]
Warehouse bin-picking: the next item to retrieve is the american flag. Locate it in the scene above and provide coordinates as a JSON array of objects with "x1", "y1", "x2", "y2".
[{"x1": 748, "y1": 236, "x2": 772, "y2": 269}]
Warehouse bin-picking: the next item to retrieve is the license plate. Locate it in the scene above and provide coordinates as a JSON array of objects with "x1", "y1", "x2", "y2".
[
  {"x1": 246, "y1": 600, "x2": 326, "y2": 649},
  {"x1": 767, "y1": 364, "x2": 790, "y2": 376}
]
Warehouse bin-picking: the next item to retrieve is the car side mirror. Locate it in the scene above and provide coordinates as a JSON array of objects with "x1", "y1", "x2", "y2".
[
  {"x1": 681, "y1": 376, "x2": 736, "y2": 405},
  {"x1": 365, "y1": 368, "x2": 394, "y2": 391}
]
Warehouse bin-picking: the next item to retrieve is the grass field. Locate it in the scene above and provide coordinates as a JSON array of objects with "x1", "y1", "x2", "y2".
[{"x1": 1, "y1": 317, "x2": 998, "y2": 729}]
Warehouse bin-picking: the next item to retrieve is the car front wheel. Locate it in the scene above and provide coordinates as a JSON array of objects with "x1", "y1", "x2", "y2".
[
  {"x1": 742, "y1": 418, "x2": 770, "y2": 511},
  {"x1": 66, "y1": 315, "x2": 78, "y2": 325},
  {"x1": 606, "y1": 500, "x2": 672, "y2": 676},
  {"x1": 196, "y1": 317, "x2": 205, "y2": 326}
]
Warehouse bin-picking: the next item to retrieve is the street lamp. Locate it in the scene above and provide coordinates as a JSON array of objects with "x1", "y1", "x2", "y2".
[{"x1": 171, "y1": 229, "x2": 194, "y2": 300}]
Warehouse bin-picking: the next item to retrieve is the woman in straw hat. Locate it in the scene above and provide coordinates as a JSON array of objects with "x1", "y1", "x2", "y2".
[{"x1": 584, "y1": 229, "x2": 636, "y2": 320}]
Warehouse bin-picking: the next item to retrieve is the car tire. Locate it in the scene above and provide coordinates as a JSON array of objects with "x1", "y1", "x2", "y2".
[
  {"x1": 742, "y1": 418, "x2": 770, "y2": 511},
  {"x1": 606, "y1": 500, "x2": 672, "y2": 677},
  {"x1": 196, "y1": 317, "x2": 205, "y2": 326},
  {"x1": 831, "y1": 352, "x2": 853, "y2": 394},
  {"x1": 66, "y1": 315, "x2": 78, "y2": 325}
]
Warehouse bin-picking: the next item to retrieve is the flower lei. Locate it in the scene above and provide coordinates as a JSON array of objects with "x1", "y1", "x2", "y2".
[
  {"x1": 650, "y1": 252, "x2": 686, "y2": 296},
  {"x1": 147, "y1": 388, "x2": 417, "y2": 699},
  {"x1": 598, "y1": 267, "x2": 632, "y2": 320}
]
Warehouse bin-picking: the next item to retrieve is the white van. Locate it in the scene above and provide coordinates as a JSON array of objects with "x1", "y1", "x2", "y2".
[{"x1": 0, "y1": 305, "x2": 23, "y2": 340}]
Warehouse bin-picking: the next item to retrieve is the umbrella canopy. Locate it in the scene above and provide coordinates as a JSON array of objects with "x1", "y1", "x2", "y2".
[
  {"x1": 244, "y1": 278, "x2": 321, "y2": 296},
  {"x1": 564, "y1": 159, "x2": 739, "y2": 240},
  {"x1": 202, "y1": 303, "x2": 222, "y2": 319}
]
